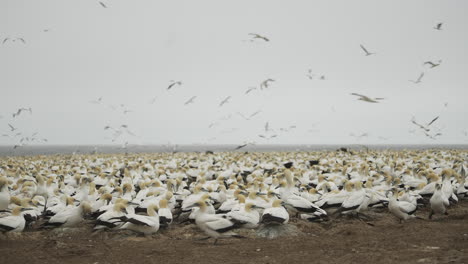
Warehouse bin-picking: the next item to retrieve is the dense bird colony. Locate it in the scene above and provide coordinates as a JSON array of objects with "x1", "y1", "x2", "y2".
[{"x1": 0, "y1": 149, "x2": 467, "y2": 243}]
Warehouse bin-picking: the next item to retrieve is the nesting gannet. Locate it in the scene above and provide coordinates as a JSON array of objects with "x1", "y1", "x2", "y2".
[
  {"x1": 119, "y1": 204, "x2": 160, "y2": 235},
  {"x1": 44, "y1": 202, "x2": 92, "y2": 228},
  {"x1": 158, "y1": 199, "x2": 173, "y2": 227},
  {"x1": 360, "y1": 44, "x2": 375, "y2": 56},
  {"x1": 94, "y1": 203, "x2": 128, "y2": 230},
  {"x1": 387, "y1": 189, "x2": 417, "y2": 223},
  {"x1": 261, "y1": 199, "x2": 289, "y2": 224},
  {"x1": 189, "y1": 200, "x2": 242, "y2": 244},
  {"x1": 0, "y1": 207, "x2": 31, "y2": 232},
  {"x1": 0, "y1": 177, "x2": 10, "y2": 211},
  {"x1": 429, "y1": 184, "x2": 449, "y2": 219},
  {"x1": 226, "y1": 203, "x2": 260, "y2": 229}
]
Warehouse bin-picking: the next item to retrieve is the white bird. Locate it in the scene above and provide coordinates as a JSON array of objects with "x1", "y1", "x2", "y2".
[
  {"x1": 245, "y1": 87, "x2": 257, "y2": 94},
  {"x1": 167, "y1": 80, "x2": 182, "y2": 90},
  {"x1": 429, "y1": 184, "x2": 449, "y2": 219},
  {"x1": 261, "y1": 199, "x2": 289, "y2": 224},
  {"x1": 0, "y1": 177, "x2": 10, "y2": 211},
  {"x1": 94, "y1": 203, "x2": 128, "y2": 230},
  {"x1": 260, "y1": 79, "x2": 275, "y2": 90},
  {"x1": 387, "y1": 190, "x2": 417, "y2": 223},
  {"x1": 409, "y1": 72, "x2": 424, "y2": 84},
  {"x1": 44, "y1": 202, "x2": 92, "y2": 228},
  {"x1": 184, "y1": 96, "x2": 197, "y2": 105},
  {"x1": 0, "y1": 207, "x2": 30, "y2": 232},
  {"x1": 351, "y1": 93, "x2": 384, "y2": 103},
  {"x1": 219, "y1": 96, "x2": 231, "y2": 107},
  {"x1": 248, "y1": 33, "x2": 269, "y2": 42},
  {"x1": 158, "y1": 199, "x2": 173, "y2": 228},
  {"x1": 360, "y1": 44, "x2": 375, "y2": 56},
  {"x1": 226, "y1": 203, "x2": 260, "y2": 229},
  {"x1": 118, "y1": 204, "x2": 160, "y2": 235},
  {"x1": 424, "y1": 60, "x2": 442, "y2": 68},
  {"x1": 190, "y1": 199, "x2": 242, "y2": 244}
]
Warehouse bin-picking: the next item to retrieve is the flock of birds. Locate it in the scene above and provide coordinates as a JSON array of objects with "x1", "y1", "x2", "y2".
[
  {"x1": 0, "y1": 149, "x2": 467, "y2": 243},
  {"x1": 1, "y1": 108, "x2": 48, "y2": 149},
  {"x1": 2, "y1": 18, "x2": 465, "y2": 147}
]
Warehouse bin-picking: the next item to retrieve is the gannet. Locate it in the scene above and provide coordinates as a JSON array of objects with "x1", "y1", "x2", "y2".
[
  {"x1": 0, "y1": 207, "x2": 31, "y2": 232},
  {"x1": 429, "y1": 184, "x2": 449, "y2": 219},
  {"x1": 189, "y1": 199, "x2": 242, "y2": 244},
  {"x1": 261, "y1": 199, "x2": 289, "y2": 224},
  {"x1": 119, "y1": 204, "x2": 160, "y2": 235},
  {"x1": 44, "y1": 202, "x2": 92, "y2": 228}
]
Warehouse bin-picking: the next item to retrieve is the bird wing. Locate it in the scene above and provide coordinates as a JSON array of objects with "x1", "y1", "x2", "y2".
[
  {"x1": 126, "y1": 215, "x2": 154, "y2": 226},
  {"x1": 236, "y1": 112, "x2": 249, "y2": 120},
  {"x1": 18, "y1": 38, "x2": 25, "y2": 44},
  {"x1": 0, "y1": 216, "x2": 20, "y2": 231},
  {"x1": 167, "y1": 82, "x2": 176, "y2": 90},
  {"x1": 203, "y1": 215, "x2": 235, "y2": 233},
  {"x1": 351, "y1": 93, "x2": 365, "y2": 98},
  {"x1": 398, "y1": 201, "x2": 416, "y2": 214},
  {"x1": 360, "y1": 44, "x2": 369, "y2": 54},
  {"x1": 2, "y1": 38, "x2": 9, "y2": 44},
  {"x1": 424, "y1": 61, "x2": 435, "y2": 67},
  {"x1": 417, "y1": 72, "x2": 424, "y2": 82},
  {"x1": 374, "y1": 98, "x2": 385, "y2": 100},
  {"x1": 99, "y1": 1, "x2": 107, "y2": 8},
  {"x1": 250, "y1": 111, "x2": 261, "y2": 118},
  {"x1": 8, "y1": 124, "x2": 14, "y2": 130},
  {"x1": 427, "y1": 116, "x2": 439, "y2": 126}
]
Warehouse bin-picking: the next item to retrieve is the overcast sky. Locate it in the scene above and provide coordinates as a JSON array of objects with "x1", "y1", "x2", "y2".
[{"x1": 1, "y1": 0, "x2": 467, "y2": 146}]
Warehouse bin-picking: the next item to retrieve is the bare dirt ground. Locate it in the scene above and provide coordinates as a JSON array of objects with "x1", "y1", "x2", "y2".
[{"x1": 1, "y1": 201, "x2": 468, "y2": 264}]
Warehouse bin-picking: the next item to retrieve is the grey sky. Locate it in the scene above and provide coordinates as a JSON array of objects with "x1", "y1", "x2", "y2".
[{"x1": 1, "y1": 0, "x2": 467, "y2": 145}]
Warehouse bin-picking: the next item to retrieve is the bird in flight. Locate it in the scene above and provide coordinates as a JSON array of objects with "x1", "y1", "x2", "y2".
[
  {"x1": 248, "y1": 33, "x2": 269, "y2": 42},
  {"x1": 258, "y1": 134, "x2": 278, "y2": 139},
  {"x1": 234, "y1": 144, "x2": 248, "y2": 150},
  {"x1": 434, "y1": 23, "x2": 443, "y2": 30},
  {"x1": 411, "y1": 117, "x2": 430, "y2": 132},
  {"x1": 237, "y1": 110, "x2": 262, "y2": 120},
  {"x1": 148, "y1": 96, "x2": 158, "y2": 104},
  {"x1": 306, "y1": 69, "x2": 315, "y2": 80},
  {"x1": 424, "y1": 60, "x2": 442, "y2": 68},
  {"x1": 219, "y1": 96, "x2": 231, "y2": 107},
  {"x1": 12, "y1": 108, "x2": 32, "y2": 118},
  {"x1": 427, "y1": 116, "x2": 439, "y2": 127},
  {"x1": 3, "y1": 38, "x2": 26, "y2": 44},
  {"x1": 167, "y1": 80, "x2": 182, "y2": 90},
  {"x1": 184, "y1": 96, "x2": 197, "y2": 105},
  {"x1": 360, "y1": 44, "x2": 375, "y2": 56},
  {"x1": 245, "y1": 87, "x2": 257, "y2": 95},
  {"x1": 350, "y1": 132, "x2": 369, "y2": 140},
  {"x1": 260, "y1": 79, "x2": 275, "y2": 90},
  {"x1": 8, "y1": 124, "x2": 17, "y2": 132},
  {"x1": 409, "y1": 72, "x2": 424, "y2": 84},
  {"x1": 89, "y1": 97, "x2": 103, "y2": 104},
  {"x1": 351, "y1": 93, "x2": 384, "y2": 103}
]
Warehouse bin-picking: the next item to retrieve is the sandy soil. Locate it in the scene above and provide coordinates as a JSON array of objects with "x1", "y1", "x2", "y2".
[{"x1": 1, "y1": 201, "x2": 468, "y2": 264}]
